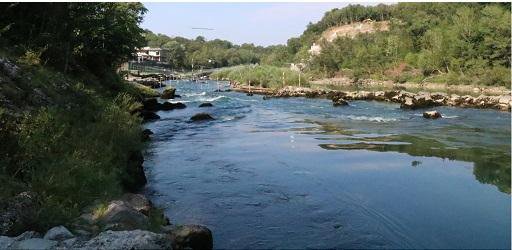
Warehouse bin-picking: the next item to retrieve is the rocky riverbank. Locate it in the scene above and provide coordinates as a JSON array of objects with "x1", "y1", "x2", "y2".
[
  {"x1": 0, "y1": 193, "x2": 212, "y2": 249},
  {"x1": 0, "y1": 85, "x2": 214, "y2": 250},
  {"x1": 232, "y1": 84, "x2": 511, "y2": 111}
]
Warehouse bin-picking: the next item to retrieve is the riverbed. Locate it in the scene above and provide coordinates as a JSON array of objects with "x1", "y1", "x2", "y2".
[{"x1": 144, "y1": 80, "x2": 510, "y2": 249}]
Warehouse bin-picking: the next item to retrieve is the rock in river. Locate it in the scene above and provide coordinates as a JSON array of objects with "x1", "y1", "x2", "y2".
[
  {"x1": 423, "y1": 110, "x2": 442, "y2": 119},
  {"x1": 190, "y1": 113, "x2": 215, "y2": 121},
  {"x1": 199, "y1": 102, "x2": 213, "y2": 107},
  {"x1": 161, "y1": 87, "x2": 176, "y2": 99},
  {"x1": 168, "y1": 224, "x2": 213, "y2": 250},
  {"x1": 332, "y1": 96, "x2": 348, "y2": 106}
]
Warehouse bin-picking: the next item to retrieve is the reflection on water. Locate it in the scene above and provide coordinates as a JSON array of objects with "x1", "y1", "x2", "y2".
[{"x1": 144, "y1": 80, "x2": 511, "y2": 249}]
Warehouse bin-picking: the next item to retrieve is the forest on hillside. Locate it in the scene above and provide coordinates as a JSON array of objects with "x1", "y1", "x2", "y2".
[{"x1": 155, "y1": 3, "x2": 511, "y2": 87}]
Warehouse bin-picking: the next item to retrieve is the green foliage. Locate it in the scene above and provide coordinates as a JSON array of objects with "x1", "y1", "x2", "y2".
[
  {"x1": 285, "y1": 3, "x2": 511, "y2": 87},
  {"x1": 211, "y1": 65, "x2": 309, "y2": 89},
  {"x1": 144, "y1": 31, "x2": 264, "y2": 70},
  {"x1": 0, "y1": 61, "x2": 146, "y2": 232},
  {"x1": 0, "y1": 3, "x2": 146, "y2": 75}
]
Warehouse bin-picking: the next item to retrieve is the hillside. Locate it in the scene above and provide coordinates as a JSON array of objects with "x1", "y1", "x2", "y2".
[{"x1": 321, "y1": 20, "x2": 390, "y2": 42}]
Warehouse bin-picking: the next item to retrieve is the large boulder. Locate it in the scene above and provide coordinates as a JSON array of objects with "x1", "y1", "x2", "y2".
[
  {"x1": 0, "y1": 191, "x2": 40, "y2": 236},
  {"x1": 168, "y1": 225, "x2": 213, "y2": 250},
  {"x1": 43, "y1": 225, "x2": 74, "y2": 241},
  {"x1": 121, "y1": 193, "x2": 152, "y2": 216},
  {"x1": 79, "y1": 230, "x2": 172, "y2": 249},
  {"x1": 423, "y1": 110, "x2": 442, "y2": 119},
  {"x1": 142, "y1": 98, "x2": 160, "y2": 111},
  {"x1": 123, "y1": 151, "x2": 147, "y2": 192},
  {"x1": 140, "y1": 110, "x2": 160, "y2": 122},
  {"x1": 161, "y1": 87, "x2": 176, "y2": 99},
  {"x1": 400, "y1": 97, "x2": 415, "y2": 109},
  {"x1": 190, "y1": 113, "x2": 215, "y2": 121},
  {"x1": 96, "y1": 201, "x2": 150, "y2": 231}
]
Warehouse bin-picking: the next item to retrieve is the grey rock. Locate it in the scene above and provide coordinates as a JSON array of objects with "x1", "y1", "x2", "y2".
[
  {"x1": 97, "y1": 201, "x2": 150, "y2": 231},
  {"x1": 44, "y1": 226, "x2": 74, "y2": 241},
  {"x1": 15, "y1": 231, "x2": 41, "y2": 241},
  {"x1": 0, "y1": 236, "x2": 15, "y2": 249},
  {"x1": 79, "y1": 230, "x2": 171, "y2": 249},
  {"x1": 121, "y1": 193, "x2": 152, "y2": 215},
  {"x1": 11, "y1": 238, "x2": 57, "y2": 249}
]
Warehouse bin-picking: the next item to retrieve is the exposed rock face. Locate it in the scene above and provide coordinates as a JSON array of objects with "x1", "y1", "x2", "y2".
[
  {"x1": 123, "y1": 151, "x2": 147, "y2": 192},
  {"x1": 332, "y1": 96, "x2": 348, "y2": 106},
  {"x1": 190, "y1": 113, "x2": 214, "y2": 121},
  {"x1": 43, "y1": 226, "x2": 74, "y2": 241},
  {"x1": 199, "y1": 102, "x2": 213, "y2": 107},
  {"x1": 0, "y1": 192, "x2": 40, "y2": 236},
  {"x1": 168, "y1": 225, "x2": 213, "y2": 250},
  {"x1": 96, "y1": 201, "x2": 150, "y2": 231},
  {"x1": 79, "y1": 230, "x2": 172, "y2": 249},
  {"x1": 423, "y1": 110, "x2": 442, "y2": 119},
  {"x1": 161, "y1": 87, "x2": 176, "y2": 99}
]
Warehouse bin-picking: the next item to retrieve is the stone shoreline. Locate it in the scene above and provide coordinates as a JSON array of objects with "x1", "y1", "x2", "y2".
[{"x1": 232, "y1": 84, "x2": 512, "y2": 111}]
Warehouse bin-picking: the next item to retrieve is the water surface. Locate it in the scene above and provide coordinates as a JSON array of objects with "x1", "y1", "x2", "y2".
[{"x1": 144, "y1": 80, "x2": 510, "y2": 249}]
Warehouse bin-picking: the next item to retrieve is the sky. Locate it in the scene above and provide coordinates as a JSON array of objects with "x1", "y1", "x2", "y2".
[{"x1": 141, "y1": 2, "x2": 359, "y2": 46}]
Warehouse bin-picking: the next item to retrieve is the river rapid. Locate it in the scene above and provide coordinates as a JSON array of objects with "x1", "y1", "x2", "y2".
[{"x1": 144, "y1": 80, "x2": 510, "y2": 249}]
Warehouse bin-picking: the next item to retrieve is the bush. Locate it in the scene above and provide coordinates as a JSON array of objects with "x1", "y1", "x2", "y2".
[{"x1": 211, "y1": 65, "x2": 309, "y2": 89}]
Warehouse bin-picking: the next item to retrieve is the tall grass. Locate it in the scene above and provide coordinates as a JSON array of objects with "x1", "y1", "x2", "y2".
[
  {"x1": 0, "y1": 63, "x2": 145, "y2": 232},
  {"x1": 211, "y1": 65, "x2": 309, "y2": 89}
]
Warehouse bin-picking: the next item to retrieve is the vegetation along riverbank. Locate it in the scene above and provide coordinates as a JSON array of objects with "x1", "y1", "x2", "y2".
[{"x1": 0, "y1": 3, "x2": 211, "y2": 249}]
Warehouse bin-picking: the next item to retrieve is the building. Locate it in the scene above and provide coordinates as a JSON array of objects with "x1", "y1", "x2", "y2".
[{"x1": 135, "y1": 47, "x2": 168, "y2": 63}]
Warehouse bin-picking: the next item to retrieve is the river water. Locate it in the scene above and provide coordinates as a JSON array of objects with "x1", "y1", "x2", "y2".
[{"x1": 144, "y1": 80, "x2": 510, "y2": 249}]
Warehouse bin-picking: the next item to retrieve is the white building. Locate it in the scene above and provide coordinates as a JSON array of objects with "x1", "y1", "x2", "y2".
[{"x1": 135, "y1": 47, "x2": 168, "y2": 62}]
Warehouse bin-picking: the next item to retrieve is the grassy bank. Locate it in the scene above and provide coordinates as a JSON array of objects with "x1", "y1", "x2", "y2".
[
  {"x1": 0, "y1": 58, "x2": 152, "y2": 233},
  {"x1": 211, "y1": 65, "x2": 310, "y2": 89}
]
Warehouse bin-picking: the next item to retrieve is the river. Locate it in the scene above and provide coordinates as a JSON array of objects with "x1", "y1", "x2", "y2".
[{"x1": 144, "y1": 80, "x2": 510, "y2": 249}]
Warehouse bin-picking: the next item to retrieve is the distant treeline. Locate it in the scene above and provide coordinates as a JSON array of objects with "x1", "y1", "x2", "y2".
[{"x1": 277, "y1": 3, "x2": 512, "y2": 86}]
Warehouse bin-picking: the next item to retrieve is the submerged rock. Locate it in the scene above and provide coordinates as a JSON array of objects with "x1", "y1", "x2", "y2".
[
  {"x1": 168, "y1": 225, "x2": 213, "y2": 250},
  {"x1": 161, "y1": 87, "x2": 176, "y2": 99},
  {"x1": 199, "y1": 102, "x2": 213, "y2": 107},
  {"x1": 423, "y1": 110, "x2": 442, "y2": 119},
  {"x1": 190, "y1": 113, "x2": 215, "y2": 121}
]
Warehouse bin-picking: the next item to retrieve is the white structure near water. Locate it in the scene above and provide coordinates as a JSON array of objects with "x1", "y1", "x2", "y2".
[{"x1": 135, "y1": 47, "x2": 169, "y2": 62}]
